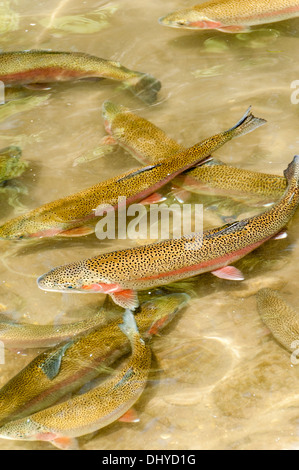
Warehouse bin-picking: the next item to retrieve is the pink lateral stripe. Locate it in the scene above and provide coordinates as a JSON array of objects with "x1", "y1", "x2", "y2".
[
  {"x1": 0, "y1": 67, "x2": 90, "y2": 82},
  {"x1": 137, "y1": 235, "x2": 274, "y2": 283}
]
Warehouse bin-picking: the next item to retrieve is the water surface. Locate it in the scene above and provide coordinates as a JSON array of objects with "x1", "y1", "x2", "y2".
[{"x1": 1, "y1": 0, "x2": 299, "y2": 450}]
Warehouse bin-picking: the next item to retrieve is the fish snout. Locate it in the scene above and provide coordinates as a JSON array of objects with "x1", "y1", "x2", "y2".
[
  {"x1": 158, "y1": 15, "x2": 190, "y2": 28},
  {"x1": 158, "y1": 9, "x2": 202, "y2": 28},
  {"x1": 37, "y1": 272, "x2": 60, "y2": 291},
  {"x1": 0, "y1": 225, "x2": 24, "y2": 240}
]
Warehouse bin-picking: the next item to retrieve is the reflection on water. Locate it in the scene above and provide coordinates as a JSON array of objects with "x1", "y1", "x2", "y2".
[{"x1": 1, "y1": 0, "x2": 299, "y2": 450}]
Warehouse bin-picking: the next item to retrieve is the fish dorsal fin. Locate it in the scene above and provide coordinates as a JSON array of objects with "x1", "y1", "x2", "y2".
[
  {"x1": 207, "y1": 221, "x2": 241, "y2": 238},
  {"x1": 184, "y1": 157, "x2": 224, "y2": 172},
  {"x1": 116, "y1": 164, "x2": 162, "y2": 183},
  {"x1": 39, "y1": 342, "x2": 73, "y2": 380}
]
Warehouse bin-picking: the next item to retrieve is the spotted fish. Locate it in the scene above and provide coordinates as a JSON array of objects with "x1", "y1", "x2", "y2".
[
  {"x1": 37, "y1": 156, "x2": 299, "y2": 310},
  {"x1": 257, "y1": 288, "x2": 299, "y2": 351},
  {"x1": 0, "y1": 294, "x2": 189, "y2": 424},
  {"x1": 0, "y1": 305, "x2": 114, "y2": 349},
  {"x1": 102, "y1": 101, "x2": 184, "y2": 165},
  {"x1": 0, "y1": 50, "x2": 161, "y2": 104},
  {"x1": 0, "y1": 107, "x2": 265, "y2": 240},
  {"x1": 159, "y1": 0, "x2": 299, "y2": 33},
  {"x1": 0, "y1": 310, "x2": 151, "y2": 450},
  {"x1": 177, "y1": 160, "x2": 287, "y2": 200},
  {"x1": 103, "y1": 101, "x2": 286, "y2": 200}
]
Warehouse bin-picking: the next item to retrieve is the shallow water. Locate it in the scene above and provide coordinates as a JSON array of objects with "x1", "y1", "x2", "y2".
[{"x1": 1, "y1": 0, "x2": 299, "y2": 450}]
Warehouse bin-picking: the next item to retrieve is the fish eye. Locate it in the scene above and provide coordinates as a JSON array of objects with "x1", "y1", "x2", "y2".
[{"x1": 67, "y1": 285, "x2": 73, "y2": 289}]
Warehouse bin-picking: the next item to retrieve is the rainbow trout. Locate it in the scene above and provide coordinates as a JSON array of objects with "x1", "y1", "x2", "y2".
[
  {"x1": 0, "y1": 310, "x2": 151, "y2": 450},
  {"x1": 0, "y1": 107, "x2": 265, "y2": 240},
  {"x1": 0, "y1": 294, "x2": 189, "y2": 425},
  {"x1": 0, "y1": 50, "x2": 161, "y2": 104},
  {"x1": 0, "y1": 146, "x2": 28, "y2": 184},
  {"x1": 159, "y1": 0, "x2": 299, "y2": 33},
  {"x1": 103, "y1": 101, "x2": 286, "y2": 200},
  {"x1": 37, "y1": 156, "x2": 299, "y2": 310},
  {"x1": 0, "y1": 306, "x2": 116, "y2": 349},
  {"x1": 257, "y1": 288, "x2": 299, "y2": 352},
  {"x1": 102, "y1": 101, "x2": 185, "y2": 165},
  {"x1": 178, "y1": 161, "x2": 287, "y2": 200}
]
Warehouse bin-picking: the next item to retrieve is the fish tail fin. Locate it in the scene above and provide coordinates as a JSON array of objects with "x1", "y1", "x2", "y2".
[
  {"x1": 123, "y1": 73, "x2": 161, "y2": 104},
  {"x1": 119, "y1": 309, "x2": 144, "y2": 344},
  {"x1": 284, "y1": 155, "x2": 299, "y2": 182},
  {"x1": 226, "y1": 106, "x2": 267, "y2": 139}
]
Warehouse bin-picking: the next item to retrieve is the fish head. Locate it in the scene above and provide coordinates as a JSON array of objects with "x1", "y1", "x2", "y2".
[
  {"x1": 37, "y1": 260, "x2": 112, "y2": 294},
  {"x1": 158, "y1": 9, "x2": 223, "y2": 30},
  {"x1": 37, "y1": 261, "x2": 93, "y2": 293},
  {"x1": 143, "y1": 293, "x2": 190, "y2": 336},
  {"x1": 0, "y1": 216, "x2": 59, "y2": 240},
  {"x1": 0, "y1": 417, "x2": 42, "y2": 441},
  {"x1": 0, "y1": 218, "x2": 32, "y2": 240},
  {"x1": 102, "y1": 101, "x2": 127, "y2": 134}
]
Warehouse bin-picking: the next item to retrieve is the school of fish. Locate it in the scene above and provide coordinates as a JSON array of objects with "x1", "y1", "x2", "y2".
[
  {"x1": 0, "y1": 0, "x2": 299, "y2": 451},
  {"x1": 0, "y1": 106, "x2": 265, "y2": 240}
]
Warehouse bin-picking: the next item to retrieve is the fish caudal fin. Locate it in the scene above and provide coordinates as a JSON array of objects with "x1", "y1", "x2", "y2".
[
  {"x1": 124, "y1": 74, "x2": 161, "y2": 104},
  {"x1": 227, "y1": 106, "x2": 267, "y2": 139},
  {"x1": 284, "y1": 155, "x2": 299, "y2": 182}
]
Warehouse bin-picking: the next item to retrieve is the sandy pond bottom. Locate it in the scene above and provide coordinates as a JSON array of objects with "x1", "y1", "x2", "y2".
[{"x1": 0, "y1": 0, "x2": 299, "y2": 450}]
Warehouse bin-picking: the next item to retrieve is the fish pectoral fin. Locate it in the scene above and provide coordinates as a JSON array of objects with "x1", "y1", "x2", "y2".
[
  {"x1": 40, "y1": 342, "x2": 73, "y2": 380},
  {"x1": 272, "y1": 230, "x2": 288, "y2": 240},
  {"x1": 73, "y1": 138, "x2": 117, "y2": 166},
  {"x1": 59, "y1": 226, "x2": 95, "y2": 237},
  {"x1": 51, "y1": 436, "x2": 80, "y2": 450},
  {"x1": 211, "y1": 266, "x2": 244, "y2": 281},
  {"x1": 118, "y1": 407, "x2": 140, "y2": 423},
  {"x1": 110, "y1": 290, "x2": 139, "y2": 310},
  {"x1": 217, "y1": 25, "x2": 252, "y2": 33},
  {"x1": 101, "y1": 135, "x2": 118, "y2": 146},
  {"x1": 139, "y1": 192, "x2": 166, "y2": 205},
  {"x1": 23, "y1": 83, "x2": 52, "y2": 90}
]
